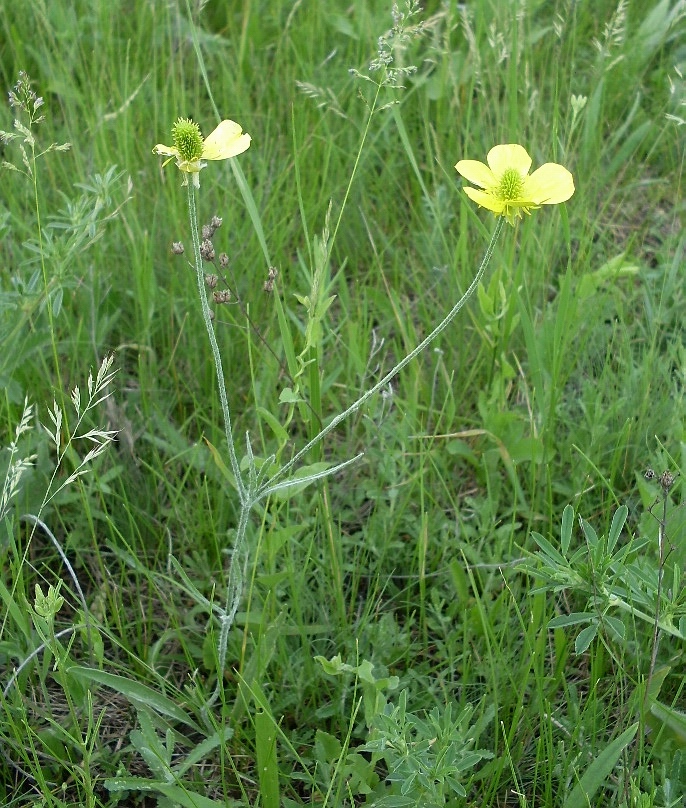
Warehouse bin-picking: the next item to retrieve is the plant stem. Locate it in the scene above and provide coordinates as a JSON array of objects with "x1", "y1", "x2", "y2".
[
  {"x1": 647, "y1": 490, "x2": 669, "y2": 687},
  {"x1": 207, "y1": 497, "x2": 251, "y2": 709},
  {"x1": 187, "y1": 184, "x2": 247, "y2": 505},
  {"x1": 258, "y1": 216, "x2": 505, "y2": 501}
]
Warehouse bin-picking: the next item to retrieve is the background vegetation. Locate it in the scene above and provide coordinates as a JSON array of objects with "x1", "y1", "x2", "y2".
[{"x1": 0, "y1": 0, "x2": 684, "y2": 805}]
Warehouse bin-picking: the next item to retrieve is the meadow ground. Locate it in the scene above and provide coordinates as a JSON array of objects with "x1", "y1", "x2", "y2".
[{"x1": 0, "y1": 1, "x2": 685, "y2": 806}]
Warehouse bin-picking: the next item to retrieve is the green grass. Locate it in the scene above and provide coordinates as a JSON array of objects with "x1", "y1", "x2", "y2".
[{"x1": 0, "y1": 0, "x2": 685, "y2": 805}]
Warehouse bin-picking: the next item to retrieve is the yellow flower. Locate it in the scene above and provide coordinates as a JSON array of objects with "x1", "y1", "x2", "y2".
[
  {"x1": 153, "y1": 117, "x2": 251, "y2": 188},
  {"x1": 455, "y1": 144, "x2": 574, "y2": 225}
]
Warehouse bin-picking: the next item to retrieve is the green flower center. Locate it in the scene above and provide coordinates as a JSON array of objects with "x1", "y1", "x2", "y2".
[
  {"x1": 497, "y1": 168, "x2": 524, "y2": 200},
  {"x1": 172, "y1": 118, "x2": 204, "y2": 162}
]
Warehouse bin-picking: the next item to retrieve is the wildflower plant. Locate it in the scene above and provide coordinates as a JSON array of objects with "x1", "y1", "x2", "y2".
[
  {"x1": 30, "y1": 583, "x2": 67, "y2": 670},
  {"x1": 154, "y1": 108, "x2": 574, "y2": 697},
  {"x1": 361, "y1": 690, "x2": 493, "y2": 805},
  {"x1": 2, "y1": 0, "x2": 685, "y2": 802}
]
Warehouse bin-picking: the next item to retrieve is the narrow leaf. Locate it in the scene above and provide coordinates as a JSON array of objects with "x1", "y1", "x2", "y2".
[
  {"x1": 260, "y1": 454, "x2": 362, "y2": 501},
  {"x1": 579, "y1": 517, "x2": 599, "y2": 549},
  {"x1": 648, "y1": 700, "x2": 686, "y2": 745},
  {"x1": 563, "y1": 723, "x2": 638, "y2": 808},
  {"x1": 256, "y1": 406, "x2": 289, "y2": 445},
  {"x1": 256, "y1": 708, "x2": 280, "y2": 808},
  {"x1": 607, "y1": 505, "x2": 628, "y2": 554},
  {"x1": 561, "y1": 504, "x2": 575, "y2": 555},
  {"x1": 174, "y1": 726, "x2": 233, "y2": 778},
  {"x1": 104, "y1": 778, "x2": 228, "y2": 807},
  {"x1": 574, "y1": 623, "x2": 598, "y2": 654},
  {"x1": 603, "y1": 615, "x2": 626, "y2": 641},
  {"x1": 548, "y1": 612, "x2": 594, "y2": 629},
  {"x1": 68, "y1": 666, "x2": 200, "y2": 731},
  {"x1": 204, "y1": 437, "x2": 237, "y2": 489},
  {"x1": 531, "y1": 532, "x2": 568, "y2": 567}
]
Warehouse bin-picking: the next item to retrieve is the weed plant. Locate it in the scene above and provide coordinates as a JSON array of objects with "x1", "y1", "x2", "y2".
[{"x1": 0, "y1": 1, "x2": 685, "y2": 807}]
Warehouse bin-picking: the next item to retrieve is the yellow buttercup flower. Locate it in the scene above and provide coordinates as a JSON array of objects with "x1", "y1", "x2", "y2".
[
  {"x1": 455, "y1": 144, "x2": 574, "y2": 226},
  {"x1": 153, "y1": 117, "x2": 251, "y2": 188}
]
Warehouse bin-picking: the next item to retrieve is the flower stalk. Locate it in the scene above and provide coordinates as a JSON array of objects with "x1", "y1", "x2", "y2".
[{"x1": 186, "y1": 185, "x2": 247, "y2": 505}]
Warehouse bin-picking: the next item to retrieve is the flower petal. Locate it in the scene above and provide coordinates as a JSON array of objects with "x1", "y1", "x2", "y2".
[
  {"x1": 464, "y1": 187, "x2": 506, "y2": 214},
  {"x1": 487, "y1": 144, "x2": 532, "y2": 177},
  {"x1": 455, "y1": 160, "x2": 497, "y2": 189},
  {"x1": 202, "y1": 120, "x2": 252, "y2": 161},
  {"x1": 524, "y1": 163, "x2": 575, "y2": 204},
  {"x1": 153, "y1": 144, "x2": 179, "y2": 157}
]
